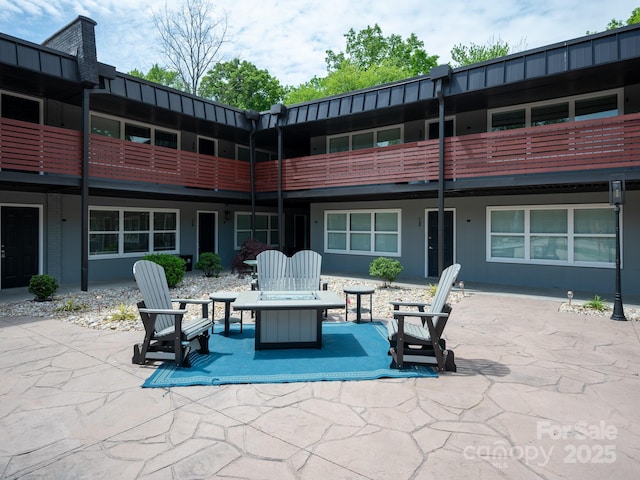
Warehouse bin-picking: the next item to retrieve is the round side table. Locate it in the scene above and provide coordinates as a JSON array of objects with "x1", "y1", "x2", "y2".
[{"x1": 343, "y1": 285, "x2": 375, "y2": 323}]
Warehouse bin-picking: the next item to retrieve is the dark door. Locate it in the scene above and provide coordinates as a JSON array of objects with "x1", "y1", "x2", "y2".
[
  {"x1": 1, "y1": 206, "x2": 39, "y2": 288},
  {"x1": 198, "y1": 212, "x2": 216, "y2": 255},
  {"x1": 427, "y1": 210, "x2": 454, "y2": 277},
  {"x1": 293, "y1": 214, "x2": 307, "y2": 251}
]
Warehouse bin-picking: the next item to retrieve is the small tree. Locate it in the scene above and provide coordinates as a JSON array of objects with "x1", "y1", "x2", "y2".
[
  {"x1": 28, "y1": 274, "x2": 59, "y2": 301},
  {"x1": 231, "y1": 238, "x2": 272, "y2": 275},
  {"x1": 143, "y1": 253, "x2": 186, "y2": 287},
  {"x1": 195, "y1": 252, "x2": 223, "y2": 277},
  {"x1": 369, "y1": 257, "x2": 403, "y2": 288}
]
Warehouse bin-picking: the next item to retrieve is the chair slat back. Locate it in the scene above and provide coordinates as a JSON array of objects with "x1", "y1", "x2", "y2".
[
  {"x1": 288, "y1": 250, "x2": 322, "y2": 290},
  {"x1": 257, "y1": 250, "x2": 288, "y2": 290},
  {"x1": 431, "y1": 263, "x2": 461, "y2": 328},
  {"x1": 133, "y1": 260, "x2": 174, "y2": 332}
]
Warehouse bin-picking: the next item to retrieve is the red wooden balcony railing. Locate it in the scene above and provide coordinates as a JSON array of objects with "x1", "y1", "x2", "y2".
[
  {"x1": 256, "y1": 112, "x2": 640, "y2": 192},
  {"x1": 88, "y1": 135, "x2": 250, "y2": 192},
  {"x1": 2, "y1": 113, "x2": 640, "y2": 194},
  {"x1": 0, "y1": 118, "x2": 82, "y2": 175}
]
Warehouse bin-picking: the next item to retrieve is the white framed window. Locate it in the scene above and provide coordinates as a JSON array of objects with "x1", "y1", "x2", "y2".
[
  {"x1": 0, "y1": 90, "x2": 43, "y2": 124},
  {"x1": 488, "y1": 89, "x2": 623, "y2": 132},
  {"x1": 90, "y1": 113, "x2": 180, "y2": 149},
  {"x1": 235, "y1": 212, "x2": 279, "y2": 248},
  {"x1": 425, "y1": 117, "x2": 455, "y2": 139},
  {"x1": 89, "y1": 207, "x2": 179, "y2": 258},
  {"x1": 487, "y1": 205, "x2": 619, "y2": 267},
  {"x1": 325, "y1": 209, "x2": 401, "y2": 256},
  {"x1": 327, "y1": 125, "x2": 404, "y2": 153},
  {"x1": 198, "y1": 136, "x2": 217, "y2": 156}
]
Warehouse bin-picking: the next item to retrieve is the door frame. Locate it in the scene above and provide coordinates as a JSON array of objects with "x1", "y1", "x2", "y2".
[
  {"x1": 1, "y1": 203, "x2": 43, "y2": 290},
  {"x1": 196, "y1": 210, "x2": 219, "y2": 256},
  {"x1": 424, "y1": 208, "x2": 456, "y2": 278}
]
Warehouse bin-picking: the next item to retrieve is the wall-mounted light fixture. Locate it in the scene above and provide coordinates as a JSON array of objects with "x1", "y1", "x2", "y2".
[{"x1": 224, "y1": 210, "x2": 231, "y2": 222}]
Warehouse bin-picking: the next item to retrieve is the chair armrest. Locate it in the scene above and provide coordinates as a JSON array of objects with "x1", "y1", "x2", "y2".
[
  {"x1": 139, "y1": 307, "x2": 188, "y2": 315},
  {"x1": 390, "y1": 300, "x2": 431, "y2": 309},
  {"x1": 392, "y1": 310, "x2": 448, "y2": 318},
  {"x1": 171, "y1": 298, "x2": 212, "y2": 305}
]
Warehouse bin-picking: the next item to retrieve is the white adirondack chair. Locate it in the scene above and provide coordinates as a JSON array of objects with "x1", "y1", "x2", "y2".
[
  {"x1": 256, "y1": 250, "x2": 288, "y2": 290},
  {"x1": 287, "y1": 250, "x2": 322, "y2": 290},
  {"x1": 387, "y1": 263, "x2": 461, "y2": 372},
  {"x1": 132, "y1": 260, "x2": 213, "y2": 367}
]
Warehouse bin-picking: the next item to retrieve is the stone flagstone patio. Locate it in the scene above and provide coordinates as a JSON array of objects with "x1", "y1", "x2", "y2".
[{"x1": 1, "y1": 292, "x2": 639, "y2": 479}]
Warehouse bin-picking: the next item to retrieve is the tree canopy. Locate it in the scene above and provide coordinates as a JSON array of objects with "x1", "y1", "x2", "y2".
[
  {"x1": 129, "y1": 64, "x2": 184, "y2": 90},
  {"x1": 285, "y1": 24, "x2": 439, "y2": 104},
  {"x1": 450, "y1": 37, "x2": 526, "y2": 67},
  {"x1": 199, "y1": 58, "x2": 284, "y2": 111}
]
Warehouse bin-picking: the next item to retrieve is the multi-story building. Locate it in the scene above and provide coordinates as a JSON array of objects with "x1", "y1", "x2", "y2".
[{"x1": 1, "y1": 16, "x2": 639, "y2": 297}]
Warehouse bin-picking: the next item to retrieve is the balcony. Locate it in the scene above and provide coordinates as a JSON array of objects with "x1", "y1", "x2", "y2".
[
  {"x1": 2, "y1": 114, "x2": 640, "y2": 195},
  {"x1": 256, "y1": 113, "x2": 640, "y2": 192}
]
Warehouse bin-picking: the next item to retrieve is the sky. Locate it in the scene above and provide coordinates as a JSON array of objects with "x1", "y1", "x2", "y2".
[{"x1": 0, "y1": 0, "x2": 636, "y2": 87}]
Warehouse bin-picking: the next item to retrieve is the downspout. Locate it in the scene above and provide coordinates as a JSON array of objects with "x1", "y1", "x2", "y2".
[
  {"x1": 246, "y1": 111, "x2": 259, "y2": 238},
  {"x1": 276, "y1": 122, "x2": 283, "y2": 251},
  {"x1": 81, "y1": 88, "x2": 90, "y2": 291},
  {"x1": 437, "y1": 84, "x2": 445, "y2": 276},
  {"x1": 270, "y1": 104, "x2": 287, "y2": 252},
  {"x1": 430, "y1": 65, "x2": 452, "y2": 276}
]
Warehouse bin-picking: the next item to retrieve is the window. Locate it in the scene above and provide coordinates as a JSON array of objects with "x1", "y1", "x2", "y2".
[
  {"x1": 427, "y1": 118, "x2": 455, "y2": 139},
  {"x1": 235, "y1": 212, "x2": 279, "y2": 248},
  {"x1": 91, "y1": 115, "x2": 120, "y2": 138},
  {"x1": 89, "y1": 207, "x2": 178, "y2": 257},
  {"x1": 90, "y1": 114, "x2": 179, "y2": 149},
  {"x1": 236, "y1": 146, "x2": 277, "y2": 161},
  {"x1": 327, "y1": 125, "x2": 403, "y2": 153},
  {"x1": 487, "y1": 205, "x2": 618, "y2": 267},
  {"x1": 489, "y1": 90, "x2": 622, "y2": 132},
  {"x1": 325, "y1": 209, "x2": 400, "y2": 256},
  {"x1": 1, "y1": 92, "x2": 41, "y2": 124},
  {"x1": 198, "y1": 137, "x2": 217, "y2": 156}
]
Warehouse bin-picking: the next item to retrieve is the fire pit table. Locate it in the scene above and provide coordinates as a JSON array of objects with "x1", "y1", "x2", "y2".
[{"x1": 233, "y1": 290, "x2": 343, "y2": 349}]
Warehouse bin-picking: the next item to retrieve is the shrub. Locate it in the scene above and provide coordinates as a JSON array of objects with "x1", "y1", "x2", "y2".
[
  {"x1": 56, "y1": 298, "x2": 87, "y2": 312},
  {"x1": 109, "y1": 303, "x2": 138, "y2": 321},
  {"x1": 231, "y1": 238, "x2": 273, "y2": 275},
  {"x1": 584, "y1": 294, "x2": 607, "y2": 311},
  {"x1": 369, "y1": 257, "x2": 403, "y2": 288},
  {"x1": 142, "y1": 253, "x2": 186, "y2": 287},
  {"x1": 28, "y1": 274, "x2": 59, "y2": 301},
  {"x1": 195, "y1": 252, "x2": 223, "y2": 277}
]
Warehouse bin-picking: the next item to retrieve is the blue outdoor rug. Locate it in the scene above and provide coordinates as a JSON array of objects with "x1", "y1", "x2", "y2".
[{"x1": 142, "y1": 321, "x2": 437, "y2": 387}]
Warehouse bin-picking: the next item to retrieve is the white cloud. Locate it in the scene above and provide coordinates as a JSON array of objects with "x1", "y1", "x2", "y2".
[{"x1": 0, "y1": 0, "x2": 635, "y2": 86}]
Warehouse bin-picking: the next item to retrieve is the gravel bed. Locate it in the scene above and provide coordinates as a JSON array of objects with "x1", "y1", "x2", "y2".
[
  {"x1": 0, "y1": 273, "x2": 461, "y2": 331},
  {"x1": 1, "y1": 272, "x2": 636, "y2": 330}
]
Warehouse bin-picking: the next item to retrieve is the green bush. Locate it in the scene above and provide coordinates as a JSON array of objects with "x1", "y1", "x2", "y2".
[
  {"x1": 195, "y1": 252, "x2": 223, "y2": 277},
  {"x1": 369, "y1": 257, "x2": 403, "y2": 287},
  {"x1": 28, "y1": 274, "x2": 59, "y2": 301},
  {"x1": 143, "y1": 253, "x2": 186, "y2": 287},
  {"x1": 584, "y1": 294, "x2": 607, "y2": 311}
]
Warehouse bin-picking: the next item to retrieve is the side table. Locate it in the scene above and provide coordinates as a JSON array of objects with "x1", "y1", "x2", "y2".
[
  {"x1": 210, "y1": 291, "x2": 243, "y2": 336},
  {"x1": 343, "y1": 285, "x2": 375, "y2": 323}
]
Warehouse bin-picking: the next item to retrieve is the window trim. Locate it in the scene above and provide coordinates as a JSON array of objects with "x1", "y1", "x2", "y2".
[
  {"x1": 486, "y1": 204, "x2": 620, "y2": 268},
  {"x1": 324, "y1": 209, "x2": 402, "y2": 257},
  {"x1": 487, "y1": 88, "x2": 623, "y2": 131},
  {"x1": 234, "y1": 212, "x2": 279, "y2": 249},
  {"x1": 89, "y1": 206, "x2": 180, "y2": 259},
  {"x1": 326, "y1": 124, "x2": 404, "y2": 153}
]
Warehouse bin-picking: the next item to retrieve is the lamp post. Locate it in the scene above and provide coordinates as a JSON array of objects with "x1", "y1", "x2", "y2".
[{"x1": 609, "y1": 179, "x2": 626, "y2": 321}]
